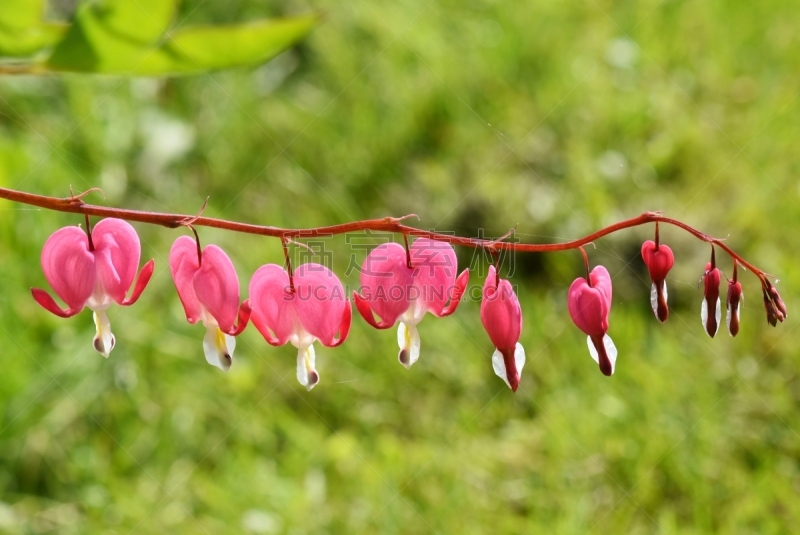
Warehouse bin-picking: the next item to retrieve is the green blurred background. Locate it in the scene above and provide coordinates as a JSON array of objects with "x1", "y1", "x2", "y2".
[{"x1": 2, "y1": 0, "x2": 799, "y2": 533}]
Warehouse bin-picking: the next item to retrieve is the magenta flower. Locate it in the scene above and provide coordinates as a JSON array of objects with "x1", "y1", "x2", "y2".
[
  {"x1": 701, "y1": 261, "x2": 721, "y2": 338},
  {"x1": 249, "y1": 263, "x2": 351, "y2": 390},
  {"x1": 353, "y1": 238, "x2": 469, "y2": 368},
  {"x1": 568, "y1": 265, "x2": 617, "y2": 376},
  {"x1": 480, "y1": 265, "x2": 525, "y2": 391},
  {"x1": 641, "y1": 239, "x2": 674, "y2": 323},
  {"x1": 169, "y1": 236, "x2": 250, "y2": 371},
  {"x1": 32, "y1": 218, "x2": 155, "y2": 357}
]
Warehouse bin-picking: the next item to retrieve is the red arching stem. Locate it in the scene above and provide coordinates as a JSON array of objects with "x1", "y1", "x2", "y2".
[{"x1": 0, "y1": 186, "x2": 771, "y2": 284}]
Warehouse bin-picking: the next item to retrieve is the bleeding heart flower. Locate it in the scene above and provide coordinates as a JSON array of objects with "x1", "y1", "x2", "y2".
[
  {"x1": 353, "y1": 238, "x2": 469, "y2": 368},
  {"x1": 641, "y1": 239, "x2": 674, "y2": 323},
  {"x1": 169, "y1": 236, "x2": 250, "y2": 371},
  {"x1": 568, "y1": 265, "x2": 617, "y2": 376},
  {"x1": 249, "y1": 263, "x2": 351, "y2": 390},
  {"x1": 481, "y1": 265, "x2": 525, "y2": 391},
  {"x1": 701, "y1": 261, "x2": 721, "y2": 338},
  {"x1": 31, "y1": 218, "x2": 155, "y2": 358}
]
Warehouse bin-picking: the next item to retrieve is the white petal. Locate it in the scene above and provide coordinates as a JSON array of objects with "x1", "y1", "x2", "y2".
[
  {"x1": 92, "y1": 309, "x2": 115, "y2": 358},
  {"x1": 726, "y1": 302, "x2": 731, "y2": 333},
  {"x1": 587, "y1": 335, "x2": 618, "y2": 375},
  {"x1": 714, "y1": 297, "x2": 721, "y2": 335},
  {"x1": 397, "y1": 321, "x2": 421, "y2": 369},
  {"x1": 701, "y1": 297, "x2": 708, "y2": 327},
  {"x1": 296, "y1": 344, "x2": 319, "y2": 391},
  {"x1": 491, "y1": 343, "x2": 527, "y2": 389},
  {"x1": 650, "y1": 282, "x2": 658, "y2": 318},
  {"x1": 203, "y1": 326, "x2": 235, "y2": 371}
]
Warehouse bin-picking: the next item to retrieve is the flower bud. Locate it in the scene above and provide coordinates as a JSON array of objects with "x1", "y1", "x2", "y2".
[
  {"x1": 762, "y1": 288, "x2": 779, "y2": 327},
  {"x1": 701, "y1": 262, "x2": 721, "y2": 338},
  {"x1": 641, "y1": 240, "x2": 674, "y2": 323},
  {"x1": 726, "y1": 279, "x2": 743, "y2": 337},
  {"x1": 767, "y1": 284, "x2": 787, "y2": 321}
]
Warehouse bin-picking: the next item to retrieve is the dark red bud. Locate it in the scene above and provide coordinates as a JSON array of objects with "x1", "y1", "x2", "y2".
[
  {"x1": 702, "y1": 263, "x2": 721, "y2": 338},
  {"x1": 768, "y1": 285, "x2": 787, "y2": 320},
  {"x1": 763, "y1": 289, "x2": 778, "y2": 327},
  {"x1": 726, "y1": 280, "x2": 743, "y2": 337}
]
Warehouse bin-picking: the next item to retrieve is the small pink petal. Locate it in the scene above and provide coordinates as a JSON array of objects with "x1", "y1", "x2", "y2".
[
  {"x1": 193, "y1": 245, "x2": 240, "y2": 332},
  {"x1": 92, "y1": 218, "x2": 141, "y2": 304},
  {"x1": 228, "y1": 299, "x2": 252, "y2": 336},
  {"x1": 480, "y1": 266, "x2": 522, "y2": 350},
  {"x1": 327, "y1": 299, "x2": 352, "y2": 348},
  {"x1": 410, "y1": 238, "x2": 458, "y2": 316},
  {"x1": 568, "y1": 277, "x2": 608, "y2": 338},
  {"x1": 436, "y1": 268, "x2": 470, "y2": 318},
  {"x1": 641, "y1": 241, "x2": 674, "y2": 282},
  {"x1": 353, "y1": 291, "x2": 394, "y2": 329},
  {"x1": 358, "y1": 243, "x2": 413, "y2": 327},
  {"x1": 121, "y1": 259, "x2": 155, "y2": 306},
  {"x1": 249, "y1": 264, "x2": 296, "y2": 346},
  {"x1": 31, "y1": 288, "x2": 83, "y2": 318},
  {"x1": 294, "y1": 263, "x2": 348, "y2": 346},
  {"x1": 169, "y1": 236, "x2": 203, "y2": 324},
  {"x1": 41, "y1": 225, "x2": 96, "y2": 311}
]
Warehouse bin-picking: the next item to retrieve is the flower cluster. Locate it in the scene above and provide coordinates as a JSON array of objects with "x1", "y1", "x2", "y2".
[{"x1": 32, "y1": 218, "x2": 787, "y2": 392}]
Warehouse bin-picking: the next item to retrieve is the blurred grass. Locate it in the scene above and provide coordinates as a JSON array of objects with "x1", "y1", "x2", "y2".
[{"x1": 1, "y1": 0, "x2": 800, "y2": 533}]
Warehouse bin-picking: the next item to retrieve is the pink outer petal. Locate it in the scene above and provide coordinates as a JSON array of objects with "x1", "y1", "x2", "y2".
[
  {"x1": 249, "y1": 264, "x2": 296, "y2": 346},
  {"x1": 293, "y1": 263, "x2": 349, "y2": 346},
  {"x1": 641, "y1": 241, "x2": 674, "y2": 283},
  {"x1": 121, "y1": 259, "x2": 155, "y2": 306},
  {"x1": 169, "y1": 236, "x2": 203, "y2": 324},
  {"x1": 31, "y1": 288, "x2": 84, "y2": 318},
  {"x1": 353, "y1": 291, "x2": 394, "y2": 329},
  {"x1": 193, "y1": 245, "x2": 240, "y2": 332},
  {"x1": 358, "y1": 243, "x2": 413, "y2": 326},
  {"x1": 568, "y1": 277, "x2": 608, "y2": 338},
  {"x1": 92, "y1": 218, "x2": 141, "y2": 304},
  {"x1": 327, "y1": 299, "x2": 352, "y2": 348},
  {"x1": 434, "y1": 268, "x2": 470, "y2": 318},
  {"x1": 410, "y1": 237, "x2": 458, "y2": 316},
  {"x1": 480, "y1": 266, "x2": 522, "y2": 350},
  {"x1": 40, "y1": 225, "x2": 96, "y2": 311}
]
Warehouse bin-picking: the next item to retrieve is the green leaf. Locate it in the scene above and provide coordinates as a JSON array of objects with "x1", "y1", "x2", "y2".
[
  {"x1": 47, "y1": 12, "x2": 318, "y2": 76},
  {"x1": 159, "y1": 16, "x2": 319, "y2": 73},
  {"x1": 0, "y1": 0, "x2": 66, "y2": 57},
  {"x1": 0, "y1": 0, "x2": 43, "y2": 30}
]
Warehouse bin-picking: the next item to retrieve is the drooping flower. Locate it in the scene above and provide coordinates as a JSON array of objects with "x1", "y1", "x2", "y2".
[
  {"x1": 568, "y1": 265, "x2": 617, "y2": 376},
  {"x1": 353, "y1": 238, "x2": 469, "y2": 368},
  {"x1": 641, "y1": 239, "x2": 674, "y2": 323},
  {"x1": 726, "y1": 262, "x2": 743, "y2": 337},
  {"x1": 701, "y1": 261, "x2": 721, "y2": 338},
  {"x1": 249, "y1": 263, "x2": 351, "y2": 390},
  {"x1": 480, "y1": 265, "x2": 525, "y2": 391},
  {"x1": 32, "y1": 218, "x2": 155, "y2": 357},
  {"x1": 169, "y1": 236, "x2": 250, "y2": 371}
]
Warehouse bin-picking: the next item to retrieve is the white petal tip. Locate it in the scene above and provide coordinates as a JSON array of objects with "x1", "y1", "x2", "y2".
[
  {"x1": 587, "y1": 335, "x2": 617, "y2": 376},
  {"x1": 397, "y1": 322, "x2": 421, "y2": 369},
  {"x1": 297, "y1": 345, "x2": 319, "y2": 391},
  {"x1": 203, "y1": 327, "x2": 235, "y2": 371},
  {"x1": 491, "y1": 343, "x2": 526, "y2": 391}
]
